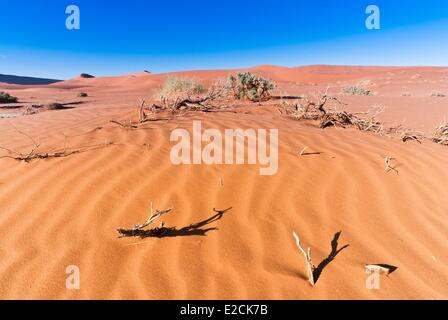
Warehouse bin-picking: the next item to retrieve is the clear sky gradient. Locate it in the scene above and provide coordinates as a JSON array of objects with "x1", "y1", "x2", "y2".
[{"x1": 1, "y1": 0, "x2": 448, "y2": 79}]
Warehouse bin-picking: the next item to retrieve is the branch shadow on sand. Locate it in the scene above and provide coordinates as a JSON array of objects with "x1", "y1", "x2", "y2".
[
  {"x1": 313, "y1": 231, "x2": 349, "y2": 284},
  {"x1": 120, "y1": 207, "x2": 233, "y2": 239}
]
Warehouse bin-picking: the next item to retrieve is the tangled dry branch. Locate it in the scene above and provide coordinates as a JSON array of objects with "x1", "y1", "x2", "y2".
[
  {"x1": 153, "y1": 81, "x2": 226, "y2": 112},
  {"x1": 110, "y1": 99, "x2": 169, "y2": 129},
  {"x1": 282, "y1": 89, "x2": 346, "y2": 121}
]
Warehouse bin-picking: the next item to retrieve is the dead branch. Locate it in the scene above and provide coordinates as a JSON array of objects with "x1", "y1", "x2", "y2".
[
  {"x1": 0, "y1": 122, "x2": 113, "y2": 162},
  {"x1": 319, "y1": 111, "x2": 354, "y2": 129},
  {"x1": 110, "y1": 98, "x2": 170, "y2": 129},
  {"x1": 138, "y1": 98, "x2": 148, "y2": 123},
  {"x1": 292, "y1": 231, "x2": 315, "y2": 286},
  {"x1": 401, "y1": 130, "x2": 423, "y2": 144},
  {"x1": 283, "y1": 91, "x2": 346, "y2": 121},
  {"x1": 132, "y1": 202, "x2": 172, "y2": 230},
  {"x1": 299, "y1": 146, "x2": 309, "y2": 156},
  {"x1": 109, "y1": 120, "x2": 138, "y2": 129},
  {"x1": 117, "y1": 206, "x2": 232, "y2": 239},
  {"x1": 117, "y1": 202, "x2": 173, "y2": 238}
]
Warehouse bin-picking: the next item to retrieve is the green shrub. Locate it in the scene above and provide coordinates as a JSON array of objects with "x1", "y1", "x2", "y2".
[
  {"x1": 78, "y1": 92, "x2": 88, "y2": 97},
  {"x1": 227, "y1": 72, "x2": 275, "y2": 102},
  {"x1": 342, "y1": 83, "x2": 372, "y2": 96},
  {"x1": 0, "y1": 92, "x2": 18, "y2": 104},
  {"x1": 159, "y1": 77, "x2": 205, "y2": 98}
]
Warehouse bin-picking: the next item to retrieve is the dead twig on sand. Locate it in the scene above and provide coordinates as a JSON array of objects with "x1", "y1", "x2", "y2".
[
  {"x1": 299, "y1": 146, "x2": 309, "y2": 156},
  {"x1": 384, "y1": 156, "x2": 398, "y2": 174},
  {"x1": 109, "y1": 120, "x2": 138, "y2": 129},
  {"x1": 117, "y1": 206, "x2": 232, "y2": 239},
  {"x1": 292, "y1": 231, "x2": 316, "y2": 286},
  {"x1": 293, "y1": 231, "x2": 349, "y2": 287},
  {"x1": 117, "y1": 202, "x2": 173, "y2": 238},
  {"x1": 365, "y1": 264, "x2": 398, "y2": 276},
  {"x1": 0, "y1": 122, "x2": 112, "y2": 162}
]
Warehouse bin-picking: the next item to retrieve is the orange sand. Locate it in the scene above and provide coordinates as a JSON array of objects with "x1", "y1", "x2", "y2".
[{"x1": 0, "y1": 65, "x2": 447, "y2": 299}]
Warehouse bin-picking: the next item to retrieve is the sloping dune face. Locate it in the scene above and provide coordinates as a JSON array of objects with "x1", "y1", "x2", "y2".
[{"x1": 0, "y1": 66, "x2": 447, "y2": 299}]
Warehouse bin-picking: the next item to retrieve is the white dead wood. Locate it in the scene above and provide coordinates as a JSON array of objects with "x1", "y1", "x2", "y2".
[
  {"x1": 299, "y1": 146, "x2": 309, "y2": 156},
  {"x1": 131, "y1": 202, "x2": 173, "y2": 231},
  {"x1": 292, "y1": 231, "x2": 315, "y2": 286}
]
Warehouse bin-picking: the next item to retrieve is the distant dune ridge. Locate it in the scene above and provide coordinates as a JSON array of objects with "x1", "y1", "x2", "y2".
[
  {"x1": 0, "y1": 73, "x2": 61, "y2": 85},
  {"x1": 0, "y1": 65, "x2": 447, "y2": 299}
]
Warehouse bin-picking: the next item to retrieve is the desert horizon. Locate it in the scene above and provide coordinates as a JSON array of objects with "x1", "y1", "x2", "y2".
[{"x1": 1, "y1": 63, "x2": 447, "y2": 300}]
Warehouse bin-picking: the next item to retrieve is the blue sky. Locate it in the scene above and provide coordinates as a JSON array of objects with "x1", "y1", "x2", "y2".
[{"x1": 1, "y1": 0, "x2": 448, "y2": 79}]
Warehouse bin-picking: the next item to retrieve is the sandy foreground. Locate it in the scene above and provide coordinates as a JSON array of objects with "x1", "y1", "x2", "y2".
[{"x1": 0, "y1": 65, "x2": 447, "y2": 299}]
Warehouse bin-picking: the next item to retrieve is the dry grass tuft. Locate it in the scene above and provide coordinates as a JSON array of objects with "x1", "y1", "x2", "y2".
[{"x1": 341, "y1": 82, "x2": 372, "y2": 96}]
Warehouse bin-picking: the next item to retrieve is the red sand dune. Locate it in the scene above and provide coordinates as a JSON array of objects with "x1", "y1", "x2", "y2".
[{"x1": 0, "y1": 65, "x2": 447, "y2": 299}]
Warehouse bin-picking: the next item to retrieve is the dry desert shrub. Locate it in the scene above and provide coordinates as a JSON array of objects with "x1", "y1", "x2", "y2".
[
  {"x1": 158, "y1": 77, "x2": 205, "y2": 99},
  {"x1": 78, "y1": 92, "x2": 88, "y2": 98},
  {"x1": 227, "y1": 72, "x2": 275, "y2": 102},
  {"x1": 0, "y1": 92, "x2": 18, "y2": 104},
  {"x1": 341, "y1": 82, "x2": 372, "y2": 96},
  {"x1": 153, "y1": 78, "x2": 226, "y2": 111}
]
